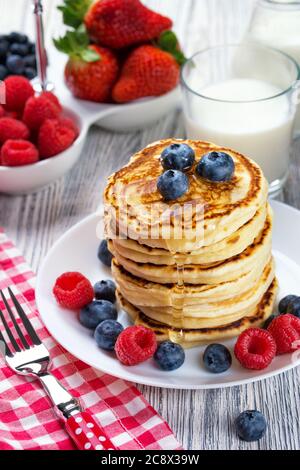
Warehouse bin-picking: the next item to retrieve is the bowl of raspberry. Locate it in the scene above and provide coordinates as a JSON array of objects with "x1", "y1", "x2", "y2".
[{"x1": 0, "y1": 76, "x2": 82, "y2": 195}]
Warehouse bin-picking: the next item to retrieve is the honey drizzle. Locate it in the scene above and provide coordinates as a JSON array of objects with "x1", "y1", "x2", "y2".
[{"x1": 168, "y1": 253, "x2": 185, "y2": 343}]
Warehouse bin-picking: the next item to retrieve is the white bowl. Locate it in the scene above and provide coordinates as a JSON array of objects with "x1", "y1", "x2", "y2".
[
  {"x1": 95, "y1": 87, "x2": 181, "y2": 132},
  {"x1": 0, "y1": 86, "x2": 180, "y2": 195}
]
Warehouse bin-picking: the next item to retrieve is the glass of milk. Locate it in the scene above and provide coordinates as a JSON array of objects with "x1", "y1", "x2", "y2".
[
  {"x1": 245, "y1": 0, "x2": 300, "y2": 135},
  {"x1": 181, "y1": 44, "x2": 300, "y2": 195}
]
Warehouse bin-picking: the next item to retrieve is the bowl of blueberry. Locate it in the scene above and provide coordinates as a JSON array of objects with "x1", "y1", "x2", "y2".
[{"x1": 0, "y1": 32, "x2": 37, "y2": 81}]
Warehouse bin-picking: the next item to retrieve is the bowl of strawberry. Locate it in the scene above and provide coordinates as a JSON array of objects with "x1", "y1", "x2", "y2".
[
  {"x1": 50, "y1": 0, "x2": 184, "y2": 131},
  {"x1": 0, "y1": 75, "x2": 82, "y2": 195}
]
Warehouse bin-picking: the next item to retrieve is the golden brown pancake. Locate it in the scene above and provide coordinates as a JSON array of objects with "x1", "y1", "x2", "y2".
[
  {"x1": 114, "y1": 257, "x2": 275, "y2": 325},
  {"x1": 110, "y1": 203, "x2": 268, "y2": 265},
  {"x1": 117, "y1": 278, "x2": 278, "y2": 348},
  {"x1": 109, "y1": 209, "x2": 272, "y2": 284},
  {"x1": 104, "y1": 139, "x2": 268, "y2": 253}
]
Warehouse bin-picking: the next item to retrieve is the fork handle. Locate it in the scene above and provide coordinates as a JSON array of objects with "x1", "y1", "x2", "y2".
[
  {"x1": 66, "y1": 412, "x2": 117, "y2": 450},
  {"x1": 38, "y1": 374, "x2": 117, "y2": 450}
]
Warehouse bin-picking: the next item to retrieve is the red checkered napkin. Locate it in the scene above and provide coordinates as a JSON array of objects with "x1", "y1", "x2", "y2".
[{"x1": 0, "y1": 229, "x2": 182, "y2": 450}]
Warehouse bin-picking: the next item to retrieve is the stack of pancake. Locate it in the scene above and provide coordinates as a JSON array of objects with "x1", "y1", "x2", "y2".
[{"x1": 104, "y1": 139, "x2": 277, "y2": 348}]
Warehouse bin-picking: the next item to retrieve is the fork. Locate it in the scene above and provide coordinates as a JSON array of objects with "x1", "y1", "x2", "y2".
[{"x1": 0, "y1": 287, "x2": 117, "y2": 450}]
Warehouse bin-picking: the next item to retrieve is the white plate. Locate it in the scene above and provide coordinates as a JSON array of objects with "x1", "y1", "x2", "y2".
[{"x1": 36, "y1": 200, "x2": 300, "y2": 389}]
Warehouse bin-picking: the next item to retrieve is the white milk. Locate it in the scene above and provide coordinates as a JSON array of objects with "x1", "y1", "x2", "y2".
[
  {"x1": 246, "y1": 8, "x2": 300, "y2": 64},
  {"x1": 184, "y1": 78, "x2": 294, "y2": 183},
  {"x1": 245, "y1": 3, "x2": 300, "y2": 132},
  {"x1": 246, "y1": 4, "x2": 300, "y2": 65}
]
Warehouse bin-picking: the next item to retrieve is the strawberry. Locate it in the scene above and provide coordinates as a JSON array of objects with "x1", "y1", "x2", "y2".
[
  {"x1": 57, "y1": 0, "x2": 172, "y2": 49},
  {"x1": 54, "y1": 29, "x2": 119, "y2": 102},
  {"x1": 84, "y1": 0, "x2": 172, "y2": 49},
  {"x1": 112, "y1": 41, "x2": 181, "y2": 103}
]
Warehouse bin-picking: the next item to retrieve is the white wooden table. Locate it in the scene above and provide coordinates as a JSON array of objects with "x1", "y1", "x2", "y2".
[{"x1": 1, "y1": 0, "x2": 300, "y2": 450}]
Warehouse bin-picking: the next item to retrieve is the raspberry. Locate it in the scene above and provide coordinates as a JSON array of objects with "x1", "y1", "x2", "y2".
[
  {"x1": 58, "y1": 117, "x2": 79, "y2": 138},
  {"x1": 38, "y1": 119, "x2": 76, "y2": 158},
  {"x1": 1, "y1": 139, "x2": 39, "y2": 166},
  {"x1": 4, "y1": 76, "x2": 34, "y2": 111},
  {"x1": 234, "y1": 328, "x2": 276, "y2": 370},
  {"x1": 0, "y1": 118, "x2": 29, "y2": 144},
  {"x1": 0, "y1": 105, "x2": 5, "y2": 118},
  {"x1": 4, "y1": 111, "x2": 20, "y2": 120},
  {"x1": 23, "y1": 95, "x2": 61, "y2": 131},
  {"x1": 267, "y1": 314, "x2": 300, "y2": 354},
  {"x1": 115, "y1": 325, "x2": 157, "y2": 365},
  {"x1": 53, "y1": 272, "x2": 94, "y2": 310},
  {"x1": 41, "y1": 91, "x2": 62, "y2": 113}
]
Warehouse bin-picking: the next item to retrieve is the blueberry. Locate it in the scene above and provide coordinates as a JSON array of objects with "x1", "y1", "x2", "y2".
[
  {"x1": 203, "y1": 343, "x2": 232, "y2": 373},
  {"x1": 29, "y1": 43, "x2": 35, "y2": 54},
  {"x1": 79, "y1": 300, "x2": 117, "y2": 329},
  {"x1": 196, "y1": 151, "x2": 235, "y2": 182},
  {"x1": 154, "y1": 341, "x2": 185, "y2": 370},
  {"x1": 97, "y1": 239, "x2": 113, "y2": 267},
  {"x1": 286, "y1": 297, "x2": 300, "y2": 318},
  {"x1": 157, "y1": 170, "x2": 189, "y2": 201},
  {"x1": 24, "y1": 67, "x2": 36, "y2": 80},
  {"x1": 6, "y1": 55, "x2": 24, "y2": 74},
  {"x1": 0, "y1": 65, "x2": 8, "y2": 80},
  {"x1": 94, "y1": 279, "x2": 116, "y2": 303},
  {"x1": 161, "y1": 143, "x2": 195, "y2": 172},
  {"x1": 94, "y1": 319, "x2": 123, "y2": 350},
  {"x1": 278, "y1": 294, "x2": 299, "y2": 314},
  {"x1": 235, "y1": 410, "x2": 267, "y2": 442},
  {"x1": 263, "y1": 314, "x2": 277, "y2": 329},
  {"x1": 8, "y1": 32, "x2": 28, "y2": 44},
  {"x1": 0, "y1": 40, "x2": 9, "y2": 59},
  {"x1": 10, "y1": 43, "x2": 29, "y2": 57},
  {"x1": 24, "y1": 54, "x2": 36, "y2": 68}
]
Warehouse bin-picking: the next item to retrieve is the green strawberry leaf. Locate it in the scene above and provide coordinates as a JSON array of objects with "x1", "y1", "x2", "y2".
[
  {"x1": 156, "y1": 30, "x2": 187, "y2": 66},
  {"x1": 57, "y1": 0, "x2": 92, "y2": 29},
  {"x1": 53, "y1": 28, "x2": 100, "y2": 62},
  {"x1": 158, "y1": 30, "x2": 178, "y2": 52},
  {"x1": 172, "y1": 49, "x2": 187, "y2": 66}
]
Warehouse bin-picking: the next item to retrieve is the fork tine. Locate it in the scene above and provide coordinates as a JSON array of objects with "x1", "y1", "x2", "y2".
[
  {"x1": 0, "y1": 308, "x2": 21, "y2": 353},
  {"x1": 1, "y1": 291, "x2": 30, "y2": 349},
  {"x1": 7, "y1": 287, "x2": 41, "y2": 346},
  {"x1": 0, "y1": 329, "x2": 13, "y2": 357}
]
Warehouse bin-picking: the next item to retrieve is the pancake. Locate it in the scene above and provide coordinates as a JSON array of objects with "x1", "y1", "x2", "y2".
[
  {"x1": 116, "y1": 257, "x2": 274, "y2": 325},
  {"x1": 110, "y1": 203, "x2": 268, "y2": 265},
  {"x1": 109, "y1": 209, "x2": 272, "y2": 285},
  {"x1": 112, "y1": 255, "x2": 271, "y2": 306},
  {"x1": 117, "y1": 278, "x2": 278, "y2": 348},
  {"x1": 104, "y1": 139, "x2": 268, "y2": 253}
]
